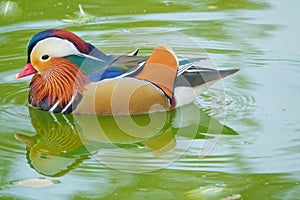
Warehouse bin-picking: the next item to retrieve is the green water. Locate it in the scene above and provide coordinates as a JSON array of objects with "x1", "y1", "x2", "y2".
[{"x1": 0, "y1": 0, "x2": 300, "y2": 199}]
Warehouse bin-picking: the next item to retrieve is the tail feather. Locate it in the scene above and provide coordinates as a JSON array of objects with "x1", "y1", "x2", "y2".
[
  {"x1": 175, "y1": 68, "x2": 239, "y2": 87},
  {"x1": 174, "y1": 67, "x2": 239, "y2": 107}
]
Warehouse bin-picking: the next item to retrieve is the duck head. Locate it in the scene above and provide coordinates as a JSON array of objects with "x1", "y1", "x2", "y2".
[
  {"x1": 15, "y1": 29, "x2": 109, "y2": 113},
  {"x1": 16, "y1": 29, "x2": 107, "y2": 78}
]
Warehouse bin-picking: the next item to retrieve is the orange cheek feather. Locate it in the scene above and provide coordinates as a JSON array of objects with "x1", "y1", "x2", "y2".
[
  {"x1": 30, "y1": 58, "x2": 89, "y2": 106},
  {"x1": 31, "y1": 57, "x2": 50, "y2": 73}
]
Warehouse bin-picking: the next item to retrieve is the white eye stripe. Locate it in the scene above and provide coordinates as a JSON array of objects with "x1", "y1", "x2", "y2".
[
  {"x1": 31, "y1": 37, "x2": 82, "y2": 59},
  {"x1": 30, "y1": 37, "x2": 105, "y2": 62}
]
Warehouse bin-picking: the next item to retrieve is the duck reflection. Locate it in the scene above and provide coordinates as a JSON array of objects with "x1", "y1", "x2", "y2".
[
  {"x1": 15, "y1": 104, "x2": 237, "y2": 176},
  {"x1": 14, "y1": 108, "x2": 89, "y2": 177}
]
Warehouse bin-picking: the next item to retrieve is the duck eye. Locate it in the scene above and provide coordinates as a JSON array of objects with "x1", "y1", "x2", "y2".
[{"x1": 41, "y1": 54, "x2": 50, "y2": 60}]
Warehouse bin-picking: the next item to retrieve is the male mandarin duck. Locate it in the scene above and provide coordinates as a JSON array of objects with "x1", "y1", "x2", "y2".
[{"x1": 15, "y1": 29, "x2": 238, "y2": 115}]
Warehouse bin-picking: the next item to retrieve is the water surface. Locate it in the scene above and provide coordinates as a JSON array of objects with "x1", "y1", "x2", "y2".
[{"x1": 0, "y1": 0, "x2": 299, "y2": 199}]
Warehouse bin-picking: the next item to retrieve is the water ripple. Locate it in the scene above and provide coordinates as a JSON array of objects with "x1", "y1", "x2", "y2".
[
  {"x1": 0, "y1": 82, "x2": 32, "y2": 134},
  {"x1": 196, "y1": 87, "x2": 256, "y2": 119}
]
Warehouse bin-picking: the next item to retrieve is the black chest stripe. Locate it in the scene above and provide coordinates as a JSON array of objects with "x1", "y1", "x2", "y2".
[
  {"x1": 49, "y1": 101, "x2": 59, "y2": 112},
  {"x1": 61, "y1": 95, "x2": 75, "y2": 114}
]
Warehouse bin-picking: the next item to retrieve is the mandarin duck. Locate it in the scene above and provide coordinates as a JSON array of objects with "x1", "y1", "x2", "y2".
[{"x1": 15, "y1": 29, "x2": 238, "y2": 115}]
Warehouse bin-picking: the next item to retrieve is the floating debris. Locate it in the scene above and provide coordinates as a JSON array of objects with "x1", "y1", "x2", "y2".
[
  {"x1": 0, "y1": 1, "x2": 22, "y2": 18},
  {"x1": 62, "y1": 4, "x2": 96, "y2": 24},
  {"x1": 207, "y1": 5, "x2": 218, "y2": 10},
  {"x1": 11, "y1": 178, "x2": 60, "y2": 188},
  {"x1": 185, "y1": 186, "x2": 231, "y2": 200},
  {"x1": 221, "y1": 194, "x2": 242, "y2": 200}
]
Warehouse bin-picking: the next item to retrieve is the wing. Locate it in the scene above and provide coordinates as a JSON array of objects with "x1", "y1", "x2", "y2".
[
  {"x1": 63, "y1": 53, "x2": 148, "y2": 82},
  {"x1": 87, "y1": 55, "x2": 148, "y2": 81}
]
